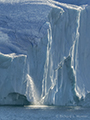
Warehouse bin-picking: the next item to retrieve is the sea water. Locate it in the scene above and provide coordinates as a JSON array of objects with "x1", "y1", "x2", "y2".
[{"x1": 0, "y1": 105, "x2": 90, "y2": 120}]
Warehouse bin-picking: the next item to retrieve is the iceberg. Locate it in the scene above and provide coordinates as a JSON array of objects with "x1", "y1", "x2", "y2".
[
  {"x1": 31, "y1": 3, "x2": 90, "y2": 106},
  {"x1": 41, "y1": 4, "x2": 90, "y2": 106},
  {"x1": 0, "y1": 0, "x2": 90, "y2": 106},
  {"x1": 0, "y1": 1, "x2": 50, "y2": 105}
]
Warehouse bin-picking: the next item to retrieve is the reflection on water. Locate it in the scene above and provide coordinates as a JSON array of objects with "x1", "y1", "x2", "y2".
[
  {"x1": 25, "y1": 105, "x2": 49, "y2": 109},
  {"x1": 0, "y1": 105, "x2": 90, "y2": 120}
]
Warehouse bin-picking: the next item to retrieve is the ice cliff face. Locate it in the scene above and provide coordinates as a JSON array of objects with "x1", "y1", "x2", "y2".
[
  {"x1": 41, "y1": 5, "x2": 90, "y2": 106},
  {"x1": 41, "y1": 6, "x2": 81, "y2": 105},
  {"x1": 0, "y1": 0, "x2": 90, "y2": 106},
  {"x1": 0, "y1": 2, "x2": 50, "y2": 105}
]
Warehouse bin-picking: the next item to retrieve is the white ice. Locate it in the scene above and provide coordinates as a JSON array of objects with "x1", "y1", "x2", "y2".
[{"x1": 0, "y1": 0, "x2": 90, "y2": 106}]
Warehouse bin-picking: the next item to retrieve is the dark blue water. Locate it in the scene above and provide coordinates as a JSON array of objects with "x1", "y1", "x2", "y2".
[{"x1": 0, "y1": 105, "x2": 90, "y2": 120}]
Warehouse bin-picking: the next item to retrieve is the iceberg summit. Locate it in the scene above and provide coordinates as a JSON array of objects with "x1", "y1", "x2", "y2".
[{"x1": 0, "y1": 0, "x2": 90, "y2": 106}]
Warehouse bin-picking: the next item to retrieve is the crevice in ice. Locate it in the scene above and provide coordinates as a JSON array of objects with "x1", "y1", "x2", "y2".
[{"x1": 70, "y1": 9, "x2": 82, "y2": 99}]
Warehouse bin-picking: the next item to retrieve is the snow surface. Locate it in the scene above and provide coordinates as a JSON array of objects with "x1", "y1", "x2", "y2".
[{"x1": 0, "y1": 0, "x2": 90, "y2": 106}]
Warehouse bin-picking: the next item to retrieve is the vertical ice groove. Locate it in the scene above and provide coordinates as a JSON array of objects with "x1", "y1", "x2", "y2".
[
  {"x1": 42, "y1": 22, "x2": 52, "y2": 97},
  {"x1": 26, "y1": 62, "x2": 39, "y2": 104},
  {"x1": 26, "y1": 74, "x2": 34, "y2": 103},
  {"x1": 71, "y1": 9, "x2": 81, "y2": 98},
  {"x1": 20, "y1": 55, "x2": 27, "y2": 93},
  {"x1": 75, "y1": 10, "x2": 81, "y2": 73}
]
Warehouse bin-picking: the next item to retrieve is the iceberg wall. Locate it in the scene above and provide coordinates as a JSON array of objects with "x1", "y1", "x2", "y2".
[
  {"x1": 0, "y1": 2, "x2": 50, "y2": 105},
  {"x1": 0, "y1": 1, "x2": 90, "y2": 106},
  {"x1": 41, "y1": 5, "x2": 90, "y2": 106}
]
